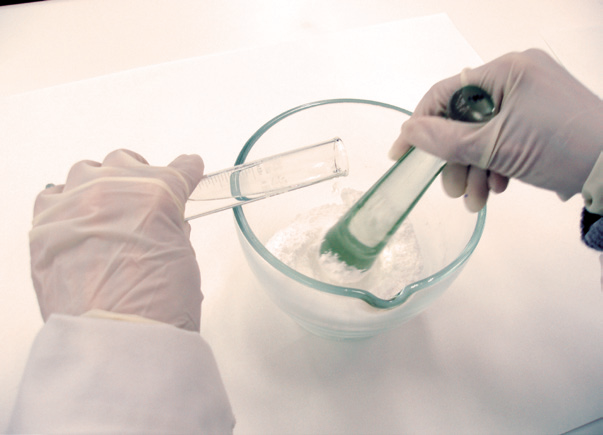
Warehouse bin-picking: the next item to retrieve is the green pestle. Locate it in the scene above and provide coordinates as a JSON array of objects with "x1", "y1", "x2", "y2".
[{"x1": 319, "y1": 86, "x2": 496, "y2": 271}]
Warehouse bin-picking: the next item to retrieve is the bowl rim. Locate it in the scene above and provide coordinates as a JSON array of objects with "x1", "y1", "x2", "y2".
[{"x1": 234, "y1": 98, "x2": 486, "y2": 309}]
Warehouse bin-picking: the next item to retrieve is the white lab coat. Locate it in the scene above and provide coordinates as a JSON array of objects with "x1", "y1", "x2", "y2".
[{"x1": 6, "y1": 313, "x2": 235, "y2": 434}]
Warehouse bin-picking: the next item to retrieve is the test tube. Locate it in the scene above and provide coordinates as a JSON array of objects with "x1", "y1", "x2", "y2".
[{"x1": 185, "y1": 137, "x2": 348, "y2": 220}]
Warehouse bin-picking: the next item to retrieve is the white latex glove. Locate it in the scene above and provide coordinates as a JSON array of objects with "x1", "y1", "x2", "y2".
[
  {"x1": 30, "y1": 149, "x2": 205, "y2": 331},
  {"x1": 390, "y1": 49, "x2": 603, "y2": 212}
]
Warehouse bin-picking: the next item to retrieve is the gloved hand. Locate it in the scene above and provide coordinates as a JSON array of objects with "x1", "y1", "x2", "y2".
[
  {"x1": 30, "y1": 149, "x2": 205, "y2": 332},
  {"x1": 390, "y1": 48, "x2": 603, "y2": 211}
]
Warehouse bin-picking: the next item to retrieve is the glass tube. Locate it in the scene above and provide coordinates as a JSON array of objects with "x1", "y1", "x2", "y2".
[{"x1": 185, "y1": 137, "x2": 348, "y2": 220}]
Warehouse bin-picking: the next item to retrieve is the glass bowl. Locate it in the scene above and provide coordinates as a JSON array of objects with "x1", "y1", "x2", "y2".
[{"x1": 234, "y1": 99, "x2": 486, "y2": 340}]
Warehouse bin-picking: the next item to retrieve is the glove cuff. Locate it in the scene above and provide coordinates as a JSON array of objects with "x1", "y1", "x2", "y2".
[{"x1": 556, "y1": 103, "x2": 603, "y2": 200}]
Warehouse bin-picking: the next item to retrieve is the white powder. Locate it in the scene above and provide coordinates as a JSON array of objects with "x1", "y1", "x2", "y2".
[{"x1": 266, "y1": 189, "x2": 424, "y2": 300}]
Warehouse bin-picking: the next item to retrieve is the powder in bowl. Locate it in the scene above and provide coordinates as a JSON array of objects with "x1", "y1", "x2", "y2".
[{"x1": 266, "y1": 189, "x2": 424, "y2": 300}]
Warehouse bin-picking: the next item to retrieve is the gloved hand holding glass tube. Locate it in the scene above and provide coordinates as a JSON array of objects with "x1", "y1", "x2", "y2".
[
  {"x1": 389, "y1": 49, "x2": 603, "y2": 213},
  {"x1": 30, "y1": 149, "x2": 205, "y2": 331},
  {"x1": 29, "y1": 138, "x2": 348, "y2": 331}
]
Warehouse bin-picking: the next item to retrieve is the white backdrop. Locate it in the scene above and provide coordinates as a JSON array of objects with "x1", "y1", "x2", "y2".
[{"x1": 1, "y1": 5, "x2": 602, "y2": 434}]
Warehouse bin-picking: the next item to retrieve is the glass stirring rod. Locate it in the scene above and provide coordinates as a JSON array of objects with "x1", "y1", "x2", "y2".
[
  {"x1": 319, "y1": 86, "x2": 496, "y2": 271},
  {"x1": 185, "y1": 137, "x2": 348, "y2": 220}
]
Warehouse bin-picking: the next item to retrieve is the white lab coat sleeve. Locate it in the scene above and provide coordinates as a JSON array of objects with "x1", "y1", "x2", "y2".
[{"x1": 6, "y1": 314, "x2": 235, "y2": 434}]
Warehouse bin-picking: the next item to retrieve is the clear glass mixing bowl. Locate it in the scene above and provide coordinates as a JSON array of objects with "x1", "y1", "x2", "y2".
[{"x1": 234, "y1": 99, "x2": 486, "y2": 340}]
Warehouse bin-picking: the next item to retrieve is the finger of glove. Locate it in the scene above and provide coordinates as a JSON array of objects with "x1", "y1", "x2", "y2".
[
  {"x1": 63, "y1": 159, "x2": 102, "y2": 192},
  {"x1": 412, "y1": 74, "x2": 464, "y2": 117},
  {"x1": 101, "y1": 150, "x2": 203, "y2": 198},
  {"x1": 397, "y1": 116, "x2": 493, "y2": 168},
  {"x1": 101, "y1": 150, "x2": 203, "y2": 207},
  {"x1": 389, "y1": 72, "x2": 469, "y2": 160},
  {"x1": 167, "y1": 154, "x2": 205, "y2": 201},
  {"x1": 441, "y1": 163, "x2": 469, "y2": 197},
  {"x1": 412, "y1": 50, "x2": 546, "y2": 123},
  {"x1": 62, "y1": 150, "x2": 147, "y2": 193},
  {"x1": 389, "y1": 129, "x2": 413, "y2": 160},
  {"x1": 413, "y1": 59, "x2": 514, "y2": 119},
  {"x1": 488, "y1": 171, "x2": 509, "y2": 193},
  {"x1": 102, "y1": 149, "x2": 149, "y2": 167},
  {"x1": 464, "y1": 166, "x2": 489, "y2": 212},
  {"x1": 33, "y1": 184, "x2": 66, "y2": 217},
  {"x1": 392, "y1": 61, "x2": 509, "y2": 161}
]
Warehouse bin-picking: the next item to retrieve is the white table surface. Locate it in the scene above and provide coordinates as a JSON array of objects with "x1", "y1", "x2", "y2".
[{"x1": 1, "y1": 1, "x2": 602, "y2": 434}]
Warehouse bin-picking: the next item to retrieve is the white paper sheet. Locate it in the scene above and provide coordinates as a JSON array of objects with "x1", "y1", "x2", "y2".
[{"x1": 1, "y1": 13, "x2": 601, "y2": 433}]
